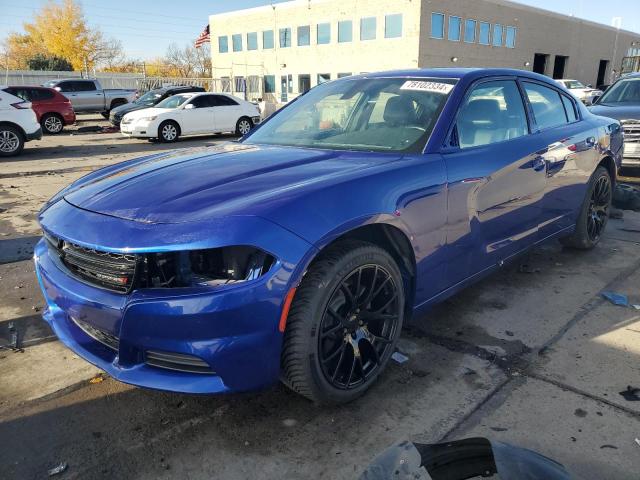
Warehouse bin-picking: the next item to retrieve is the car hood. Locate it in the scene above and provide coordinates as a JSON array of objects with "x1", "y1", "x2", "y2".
[
  {"x1": 111, "y1": 102, "x2": 154, "y2": 117},
  {"x1": 589, "y1": 103, "x2": 640, "y2": 121},
  {"x1": 63, "y1": 143, "x2": 400, "y2": 224}
]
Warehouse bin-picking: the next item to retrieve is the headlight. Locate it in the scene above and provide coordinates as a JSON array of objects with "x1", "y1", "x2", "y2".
[
  {"x1": 139, "y1": 116, "x2": 157, "y2": 122},
  {"x1": 140, "y1": 246, "x2": 276, "y2": 289}
]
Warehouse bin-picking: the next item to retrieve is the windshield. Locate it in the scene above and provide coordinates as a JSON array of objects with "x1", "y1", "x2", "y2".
[
  {"x1": 564, "y1": 80, "x2": 585, "y2": 89},
  {"x1": 155, "y1": 94, "x2": 190, "y2": 109},
  {"x1": 598, "y1": 78, "x2": 640, "y2": 104},
  {"x1": 136, "y1": 91, "x2": 163, "y2": 105},
  {"x1": 243, "y1": 77, "x2": 456, "y2": 153}
]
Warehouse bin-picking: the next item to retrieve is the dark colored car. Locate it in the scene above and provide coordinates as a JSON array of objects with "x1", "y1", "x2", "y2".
[
  {"x1": 3, "y1": 86, "x2": 76, "y2": 134},
  {"x1": 109, "y1": 85, "x2": 206, "y2": 127},
  {"x1": 35, "y1": 68, "x2": 622, "y2": 404},
  {"x1": 589, "y1": 73, "x2": 640, "y2": 174}
]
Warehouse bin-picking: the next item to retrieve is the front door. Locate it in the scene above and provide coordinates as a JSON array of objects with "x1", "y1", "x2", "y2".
[
  {"x1": 443, "y1": 79, "x2": 547, "y2": 285},
  {"x1": 180, "y1": 95, "x2": 215, "y2": 134}
]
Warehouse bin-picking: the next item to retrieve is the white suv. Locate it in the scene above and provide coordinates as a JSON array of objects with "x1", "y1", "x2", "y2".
[{"x1": 0, "y1": 88, "x2": 42, "y2": 157}]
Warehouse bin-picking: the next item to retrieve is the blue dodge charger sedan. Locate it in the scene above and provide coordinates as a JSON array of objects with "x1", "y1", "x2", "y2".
[{"x1": 35, "y1": 68, "x2": 622, "y2": 404}]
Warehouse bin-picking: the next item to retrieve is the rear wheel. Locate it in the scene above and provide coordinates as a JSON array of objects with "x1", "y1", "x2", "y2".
[
  {"x1": 0, "y1": 125, "x2": 25, "y2": 157},
  {"x1": 158, "y1": 121, "x2": 180, "y2": 143},
  {"x1": 103, "y1": 99, "x2": 127, "y2": 119},
  {"x1": 281, "y1": 240, "x2": 404, "y2": 405},
  {"x1": 41, "y1": 113, "x2": 64, "y2": 134},
  {"x1": 235, "y1": 117, "x2": 252, "y2": 136},
  {"x1": 560, "y1": 166, "x2": 612, "y2": 249}
]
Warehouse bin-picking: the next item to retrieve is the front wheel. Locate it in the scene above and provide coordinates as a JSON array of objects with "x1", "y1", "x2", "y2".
[
  {"x1": 560, "y1": 165, "x2": 612, "y2": 249},
  {"x1": 281, "y1": 240, "x2": 404, "y2": 405},
  {"x1": 0, "y1": 125, "x2": 25, "y2": 157},
  {"x1": 158, "y1": 121, "x2": 180, "y2": 143},
  {"x1": 235, "y1": 117, "x2": 252, "y2": 136}
]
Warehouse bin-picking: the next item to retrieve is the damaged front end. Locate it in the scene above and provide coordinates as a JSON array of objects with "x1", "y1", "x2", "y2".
[{"x1": 360, "y1": 437, "x2": 578, "y2": 480}]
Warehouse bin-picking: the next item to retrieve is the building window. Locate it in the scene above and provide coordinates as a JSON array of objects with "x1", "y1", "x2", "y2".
[
  {"x1": 431, "y1": 13, "x2": 445, "y2": 39},
  {"x1": 338, "y1": 20, "x2": 352, "y2": 43},
  {"x1": 505, "y1": 26, "x2": 516, "y2": 48},
  {"x1": 218, "y1": 36, "x2": 228, "y2": 53},
  {"x1": 492, "y1": 24, "x2": 503, "y2": 46},
  {"x1": 279, "y1": 28, "x2": 291, "y2": 48},
  {"x1": 298, "y1": 25, "x2": 310, "y2": 46},
  {"x1": 298, "y1": 74, "x2": 311, "y2": 93},
  {"x1": 317, "y1": 73, "x2": 331, "y2": 84},
  {"x1": 232, "y1": 34, "x2": 242, "y2": 52},
  {"x1": 247, "y1": 32, "x2": 258, "y2": 51},
  {"x1": 337, "y1": 72, "x2": 352, "y2": 78},
  {"x1": 448, "y1": 16, "x2": 461, "y2": 41},
  {"x1": 360, "y1": 17, "x2": 376, "y2": 41},
  {"x1": 263, "y1": 30, "x2": 274, "y2": 49},
  {"x1": 221, "y1": 77, "x2": 231, "y2": 92},
  {"x1": 464, "y1": 19, "x2": 476, "y2": 43},
  {"x1": 263, "y1": 75, "x2": 276, "y2": 93},
  {"x1": 385, "y1": 14, "x2": 402, "y2": 38},
  {"x1": 479, "y1": 22, "x2": 490, "y2": 45},
  {"x1": 317, "y1": 22, "x2": 331, "y2": 44}
]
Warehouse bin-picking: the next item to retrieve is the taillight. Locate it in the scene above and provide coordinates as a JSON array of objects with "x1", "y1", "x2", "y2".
[{"x1": 11, "y1": 101, "x2": 32, "y2": 109}]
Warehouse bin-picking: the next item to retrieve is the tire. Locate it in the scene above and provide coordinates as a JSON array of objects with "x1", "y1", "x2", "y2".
[
  {"x1": 41, "y1": 113, "x2": 64, "y2": 134},
  {"x1": 560, "y1": 165, "x2": 612, "y2": 249},
  {"x1": 158, "y1": 120, "x2": 180, "y2": 143},
  {"x1": 235, "y1": 117, "x2": 253, "y2": 136},
  {"x1": 281, "y1": 240, "x2": 405, "y2": 405},
  {"x1": 103, "y1": 100, "x2": 127, "y2": 119},
  {"x1": 0, "y1": 125, "x2": 25, "y2": 157}
]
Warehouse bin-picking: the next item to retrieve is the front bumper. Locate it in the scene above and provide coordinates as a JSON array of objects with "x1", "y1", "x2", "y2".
[
  {"x1": 35, "y1": 201, "x2": 315, "y2": 394},
  {"x1": 120, "y1": 122, "x2": 154, "y2": 138}
]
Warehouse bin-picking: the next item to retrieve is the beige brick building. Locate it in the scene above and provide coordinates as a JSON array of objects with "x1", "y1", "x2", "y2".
[{"x1": 209, "y1": 0, "x2": 640, "y2": 105}]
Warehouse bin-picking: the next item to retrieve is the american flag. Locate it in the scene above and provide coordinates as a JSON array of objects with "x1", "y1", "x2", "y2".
[{"x1": 194, "y1": 25, "x2": 210, "y2": 48}]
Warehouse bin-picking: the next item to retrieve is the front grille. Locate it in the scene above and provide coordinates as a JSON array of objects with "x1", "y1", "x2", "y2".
[
  {"x1": 145, "y1": 350, "x2": 215, "y2": 374},
  {"x1": 622, "y1": 120, "x2": 640, "y2": 143},
  {"x1": 45, "y1": 233, "x2": 139, "y2": 293},
  {"x1": 72, "y1": 316, "x2": 120, "y2": 351}
]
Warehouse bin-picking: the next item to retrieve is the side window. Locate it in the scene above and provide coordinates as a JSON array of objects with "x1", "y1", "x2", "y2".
[
  {"x1": 33, "y1": 89, "x2": 54, "y2": 101},
  {"x1": 7, "y1": 88, "x2": 31, "y2": 101},
  {"x1": 523, "y1": 82, "x2": 568, "y2": 130},
  {"x1": 456, "y1": 80, "x2": 529, "y2": 148},
  {"x1": 561, "y1": 94, "x2": 578, "y2": 122},
  {"x1": 189, "y1": 96, "x2": 214, "y2": 108},
  {"x1": 217, "y1": 96, "x2": 239, "y2": 106},
  {"x1": 75, "y1": 81, "x2": 97, "y2": 92},
  {"x1": 58, "y1": 82, "x2": 74, "y2": 92}
]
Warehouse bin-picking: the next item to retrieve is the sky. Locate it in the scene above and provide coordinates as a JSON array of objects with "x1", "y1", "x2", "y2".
[{"x1": 1, "y1": 0, "x2": 639, "y2": 61}]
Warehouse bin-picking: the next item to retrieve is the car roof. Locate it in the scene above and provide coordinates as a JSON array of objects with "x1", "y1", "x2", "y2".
[
  {"x1": 620, "y1": 73, "x2": 640, "y2": 79},
  {"x1": 346, "y1": 68, "x2": 559, "y2": 84}
]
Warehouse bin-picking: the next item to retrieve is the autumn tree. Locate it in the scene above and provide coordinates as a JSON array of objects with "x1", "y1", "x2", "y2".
[
  {"x1": 27, "y1": 53, "x2": 73, "y2": 71},
  {"x1": 3, "y1": 0, "x2": 124, "y2": 70}
]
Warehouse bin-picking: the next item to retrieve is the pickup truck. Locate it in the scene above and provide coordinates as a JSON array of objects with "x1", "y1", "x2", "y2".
[{"x1": 42, "y1": 79, "x2": 136, "y2": 116}]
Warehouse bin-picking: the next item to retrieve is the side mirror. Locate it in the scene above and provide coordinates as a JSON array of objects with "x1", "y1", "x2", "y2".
[
  {"x1": 184, "y1": 103, "x2": 195, "y2": 109},
  {"x1": 53, "y1": 86, "x2": 61, "y2": 92},
  {"x1": 587, "y1": 84, "x2": 593, "y2": 88}
]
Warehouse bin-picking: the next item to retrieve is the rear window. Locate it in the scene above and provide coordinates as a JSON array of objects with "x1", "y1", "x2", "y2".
[{"x1": 523, "y1": 82, "x2": 569, "y2": 130}]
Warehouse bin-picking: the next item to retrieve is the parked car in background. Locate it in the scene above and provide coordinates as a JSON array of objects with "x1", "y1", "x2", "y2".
[
  {"x1": 120, "y1": 92, "x2": 260, "y2": 142},
  {"x1": 0, "y1": 89, "x2": 42, "y2": 157},
  {"x1": 3, "y1": 86, "x2": 75, "y2": 134},
  {"x1": 109, "y1": 85, "x2": 206, "y2": 127},
  {"x1": 36, "y1": 68, "x2": 621, "y2": 404},
  {"x1": 556, "y1": 79, "x2": 603, "y2": 105},
  {"x1": 42, "y1": 79, "x2": 135, "y2": 117},
  {"x1": 590, "y1": 73, "x2": 640, "y2": 173}
]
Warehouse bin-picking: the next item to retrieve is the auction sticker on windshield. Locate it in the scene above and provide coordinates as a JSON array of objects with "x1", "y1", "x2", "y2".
[{"x1": 400, "y1": 80, "x2": 454, "y2": 94}]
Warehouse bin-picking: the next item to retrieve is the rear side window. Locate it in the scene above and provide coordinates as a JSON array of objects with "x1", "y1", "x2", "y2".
[
  {"x1": 212, "y1": 95, "x2": 239, "y2": 106},
  {"x1": 456, "y1": 80, "x2": 529, "y2": 148},
  {"x1": 561, "y1": 94, "x2": 578, "y2": 122},
  {"x1": 189, "y1": 95, "x2": 215, "y2": 108},
  {"x1": 57, "y1": 82, "x2": 74, "y2": 92},
  {"x1": 75, "y1": 81, "x2": 97, "y2": 92},
  {"x1": 32, "y1": 89, "x2": 55, "y2": 100},
  {"x1": 5, "y1": 88, "x2": 31, "y2": 101},
  {"x1": 523, "y1": 82, "x2": 568, "y2": 130}
]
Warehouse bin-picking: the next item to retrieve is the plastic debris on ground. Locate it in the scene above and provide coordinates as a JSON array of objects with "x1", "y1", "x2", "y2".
[
  {"x1": 89, "y1": 375, "x2": 104, "y2": 384},
  {"x1": 619, "y1": 386, "x2": 640, "y2": 402},
  {"x1": 48, "y1": 462, "x2": 68, "y2": 476},
  {"x1": 601, "y1": 291, "x2": 629, "y2": 307},
  {"x1": 391, "y1": 351, "x2": 409, "y2": 364}
]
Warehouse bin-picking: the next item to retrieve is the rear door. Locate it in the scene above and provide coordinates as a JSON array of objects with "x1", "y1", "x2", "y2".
[
  {"x1": 73, "y1": 81, "x2": 103, "y2": 110},
  {"x1": 443, "y1": 78, "x2": 547, "y2": 284},
  {"x1": 520, "y1": 80, "x2": 599, "y2": 238},
  {"x1": 211, "y1": 95, "x2": 243, "y2": 132},
  {"x1": 180, "y1": 95, "x2": 215, "y2": 134}
]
